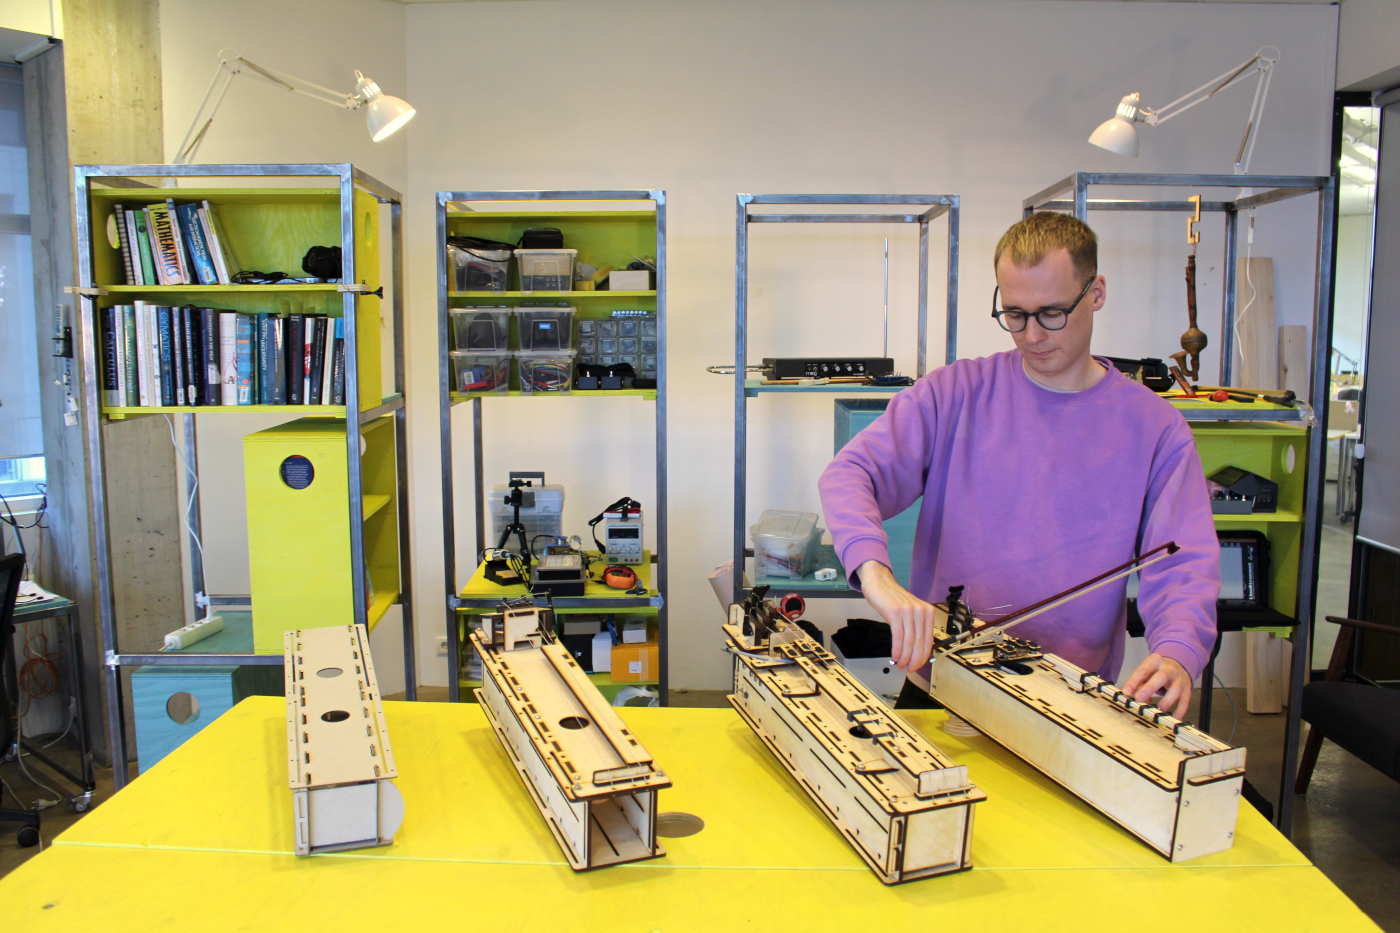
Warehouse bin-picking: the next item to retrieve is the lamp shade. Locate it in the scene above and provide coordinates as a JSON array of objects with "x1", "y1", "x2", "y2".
[
  {"x1": 367, "y1": 94, "x2": 416, "y2": 141},
  {"x1": 1088, "y1": 115, "x2": 1139, "y2": 158}
]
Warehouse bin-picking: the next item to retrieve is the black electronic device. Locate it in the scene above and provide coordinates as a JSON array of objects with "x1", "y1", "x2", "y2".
[
  {"x1": 528, "y1": 546, "x2": 588, "y2": 596},
  {"x1": 1105, "y1": 356, "x2": 1175, "y2": 392},
  {"x1": 1208, "y1": 466, "x2": 1278, "y2": 513},
  {"x1": 576, "y1": 361, "x2": 636, "y2": 391},
  {"x1": 1218, "y1": 530, "x2": 1269, "y2": 610},
  {"x1": 762, "y1": 357, "x2": 894, "y2": 380}
]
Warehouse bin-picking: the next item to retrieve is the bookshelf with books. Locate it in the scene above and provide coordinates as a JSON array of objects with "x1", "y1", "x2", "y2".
[
  {"x1": 74, "y1": 164, "x2": 414, "y2": 791},
  {"x1": 435, "y1": 190, "x2": 668, "y2": 704}
]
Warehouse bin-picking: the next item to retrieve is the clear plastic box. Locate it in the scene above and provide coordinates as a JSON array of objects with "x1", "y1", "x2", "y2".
[
  {"x1": 448, "y1": 243, "x2": 511, "y2": 292},
  {"x1": 517, "y1": 350, "x2": 576, "y2": 395},
  {"x1": 515, "y1": 248, "x2": 577, "y2": 293},
  {"x1": 490, "y1": 483, "x2": 565, "y2": 546},
  {"x1": 516, "y1": 306, "x2": 576, "y2": 351},
  {"x1": 449, "y1": 351, "x2": 511, "y2": 395},
  {"x1": 750, "y1": 510, "x2": 824, "y2": 580},
  {"x1": 450, "y1": 307, "x2": 512, "y2": 351}
]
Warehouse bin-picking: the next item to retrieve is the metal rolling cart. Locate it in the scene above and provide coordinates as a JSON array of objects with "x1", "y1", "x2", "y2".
[
  {"x1": 436, "y1": 190, "x2": 668, "y2": 702},
  {"x1": 1021, "y1": 172, "x2": 1338, "y2": 835},
  {"x1": 731, "y1": 193, "x2": 960, "y2": 605},
  {"x1": 73, "y1": 163, "x2": 415, "y2": 791}
]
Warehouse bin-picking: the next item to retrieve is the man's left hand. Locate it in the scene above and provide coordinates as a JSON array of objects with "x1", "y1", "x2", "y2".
[{"x1": 1122, "y1": 653, "x2": 1193, "y2": 720}]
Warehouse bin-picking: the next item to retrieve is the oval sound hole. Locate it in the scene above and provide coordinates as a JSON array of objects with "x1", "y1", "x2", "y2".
[
  {"x1": 316, "y1": 667, "x2": 343, "y2": 678},
  {"x1": 559, "y1": 716, "x2": 590, "y2": 730},
  {"x1": 849, "y1": 724, "x2": 872, "y2": 739},
  {"x1": 321, "y1": 710, "x2": 351, "y2": 723},
  {"x1": 656, "y1": 812, "x2": 705, "y2": 838},
  {"x1": 998, "y1": 660, "x2": 1034, "y2": 676}
]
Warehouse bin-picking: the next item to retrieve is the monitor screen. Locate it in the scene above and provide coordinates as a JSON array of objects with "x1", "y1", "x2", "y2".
[{"x1": 608, "y1": 527, "x2": 640, "y2": 539}]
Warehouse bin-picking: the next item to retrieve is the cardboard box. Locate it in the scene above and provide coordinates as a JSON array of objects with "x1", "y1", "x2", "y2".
[
  {"x1": 622, "y1": 618, "x2": 649, "y2": 644},
  {"x1": 611, "y1": 642, "x2": 658, "y2": 682},
  {"x1": 607, "y1": 269, "x2": 652, "y2": 291},
  {"x1": 591, "y1": 632, "x2": 613, "y2": 673}
]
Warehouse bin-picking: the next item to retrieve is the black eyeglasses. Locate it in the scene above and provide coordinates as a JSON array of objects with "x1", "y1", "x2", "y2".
[{"x1": 992, "y1": 275, "x2": 1096, "y2": 333}]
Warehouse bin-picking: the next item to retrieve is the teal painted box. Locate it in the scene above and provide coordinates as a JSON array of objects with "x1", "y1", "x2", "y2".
[
  {"x1": 834, "y1": 399, "x2": 920, "y2": 589},
  {"x1": 130, "y1": 612, "x2": 282, "y2": 773}
]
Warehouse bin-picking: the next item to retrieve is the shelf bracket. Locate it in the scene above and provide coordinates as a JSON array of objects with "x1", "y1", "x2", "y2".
[
  {"x1": 64, "y1": 286, "x2": 108, "y2": 297},
  {"x1": 338, "y1": 283, "x2": 384, "y2": 298}
]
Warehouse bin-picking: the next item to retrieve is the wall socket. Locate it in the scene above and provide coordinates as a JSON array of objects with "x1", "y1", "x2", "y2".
[{"x1": 435, "y1": 635, "x2": 449, "y2": 656}]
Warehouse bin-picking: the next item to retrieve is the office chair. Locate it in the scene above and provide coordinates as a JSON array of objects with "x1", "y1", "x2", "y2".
[{"x1": 0, "y1": 551, "x2": 41, "y2": 846}]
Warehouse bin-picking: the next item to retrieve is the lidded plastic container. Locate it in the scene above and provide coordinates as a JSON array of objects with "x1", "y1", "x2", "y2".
[
  {"x1": 447, "y1": 241, "x2": 512, "y2": 292},
  {"x1": 517, "y1": 350, "x2": 576, "y2": 395},
  {"x1": 450, "y1": 306, "x2": 512, "y2": 351},
  {"x1": 750, "y1": 510, "x2": 824, "y2": 580},
  {"x1": 516, "y1": 306, "x2": 576, "y2": 351},
  {"x1": 449, "y1": 350, "x2": 511, "y2": 395},
  {"x1": 515, "y1": 248, "x2": 577, "y2": 292},
  {"x1": 490, "y1": 482, "x2": 565, "y2": 544}
]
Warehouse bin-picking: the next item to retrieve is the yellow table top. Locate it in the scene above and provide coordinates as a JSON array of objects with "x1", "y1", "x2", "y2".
[{"x1": 1, "y1": 697, "x2": 1378, "y2": 931}]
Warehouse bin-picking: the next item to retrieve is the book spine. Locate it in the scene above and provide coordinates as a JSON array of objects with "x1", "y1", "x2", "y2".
[
  {"x1": 156, "y1": 307, "x2": 174, "y2": 406},
  {"x1": 331, "y1": 317, "x2": 345, "y2": 405},
  {"x1": 122, "y1": 209, "x2": 143, "y2": 285},
  {"x1": 200, "y1": 308, "x2": 220, "y2": 406},
  {"x1": 114, "y1": 307, "x2": 127, "y2": 406},
  {"x1": 198, "y1": 203, "x2": 229, "y2": 285},
  {"x1": 149, "y1": 205, "x2": 184, "y2": 286},
  {"x1": 134, "y1": 210, "x2": 158, "y2": 286},
  {"x1": 181, "y1": 306, "x2": 200, "y2": 406},
  {"x1": 257, "y1": 313, "x2": 271, "y2": 405},
  {"x1": 235, "y1": 313, "x2": 254, "y2": 405},
  {"x1": 177, "y1": 203, "x2": 218, "y2": 286},
  {"x1": 172, "y1": 306, "x2": 187, "y2": 405},
  {"x1": 287, "y1": 314, "x2": 305, "y2": 404},
  {"x1": 303, "y1": 317, "x2": 315, "y2": 403},
  {"x1": 165, "y1": 198, "x2": 193, "y2": 285},
  {"x1": 320, "y1": 318, "x2": 334, "y2": 405},
  {"x1": 123, "y1": 306, "x2": 139, "y2": 406},
  {"x1": 219, "y1": 311, "x2": 238, "y2": 405},
  {"x1": 307, "y1": 317, "x2": 326, "y2": 405},
  {"x1": 206, "y1": 203, "x2": 241, "y2": 278},
  {"x1": 270, "y1": 317, "x2": 286, "y2": 404},
  {"x1": 100, "y1": 306, "x2": 120, "y2": 407},
  {"x1": 113, "y1": 206, "x2": 136, "y2": 286}
]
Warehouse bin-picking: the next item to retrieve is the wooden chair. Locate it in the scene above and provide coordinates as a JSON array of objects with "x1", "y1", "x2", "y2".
[{"x1": 1296, "y1": 614, "x2": 1400, "y2": 794}]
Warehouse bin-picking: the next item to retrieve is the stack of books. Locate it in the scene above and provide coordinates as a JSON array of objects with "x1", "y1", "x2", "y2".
[
  {"x1": 112, "y1": 199, "x2": 240, "y2": 286},
  {"x1": 99, "y1": 304, "x2": 347, "y2": 408}
]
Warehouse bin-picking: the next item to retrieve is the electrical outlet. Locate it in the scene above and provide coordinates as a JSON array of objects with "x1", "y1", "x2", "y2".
[{"x1": 436, "y1": 635, "x2": 449, "y2": 656}]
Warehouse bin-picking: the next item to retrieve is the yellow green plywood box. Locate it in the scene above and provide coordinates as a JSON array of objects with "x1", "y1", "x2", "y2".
[{"x1": 245, "y1": 416, "x2": 399, "y2": 652}]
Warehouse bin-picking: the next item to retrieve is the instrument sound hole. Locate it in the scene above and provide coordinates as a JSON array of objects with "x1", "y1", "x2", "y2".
[
  {"x1": 321, "y1": 710, "x2": 351, "y2": 723},
  {"x1": 559, "y1": 716, "x2": 590, "y2": 730},
  {"x1": 656, "y1": 812, "x2": 705, "y2": 838},
  {"x1": 849, "y1": 724, "x2": 872, "y2": 739},
  {"x1": 998, "y1": 661, "x2": 1034, "y2": 675}
]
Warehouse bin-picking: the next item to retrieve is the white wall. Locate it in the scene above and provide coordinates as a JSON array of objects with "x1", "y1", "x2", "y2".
[
  {"x1": 402, "y1": 0, "x2": 1338, "y2": 692},
  {"x1": 155, "y1": 0, "x2": 1341, "y2": 695},
  {"x1": 159, "y1": 0, "x2": 411, "y2": 691},
  {"x1": 1338, "y1": 0, "x2": 1400, "y2": 91}
]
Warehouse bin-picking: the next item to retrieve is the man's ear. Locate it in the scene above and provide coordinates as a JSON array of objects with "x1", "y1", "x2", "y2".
[{"x1": 1091, "y1": 274, "x2": 1107, "y2": 312}]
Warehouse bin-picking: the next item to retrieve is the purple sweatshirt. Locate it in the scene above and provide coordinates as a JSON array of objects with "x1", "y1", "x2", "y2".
[{"x1": 818, "y1": 350, "x2": 1220, "y2": 683}]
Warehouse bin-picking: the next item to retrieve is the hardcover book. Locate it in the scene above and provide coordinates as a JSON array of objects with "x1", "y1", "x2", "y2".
[
  {"x1": 182, "y1": 305, "x2": 201, "y2": 406},
  {"x1": 133, "y1": 302, "x2": 150, "y2": 407},
  {"x1": 235, "y1": 313, "x2": 255, "y2": 405},
  {"x1": 148, "y1": 205, "x2": 186, "y2": 286},
  {"x1": 170, "y1": 306, "x2": 186, "y2": 405},
  {"x1": 287, "y1": 314, "x2": 305, "y2": 404},
  {"x1": 123, "y1": 209, "x2": 144, "y2": 286},
  {"x1": 100, "y1": 306, "x2": 120, "y2": 407},
  {"x1": 269, "y1": 316, "x2": 286, "y2": 405},
  {"x1": 165, "y1": 198, "x2": 193, "y2": 285},
  {"x1": 257, "y1": 312, "x2": 272, "y2": 404},
  {"x1": 219, "y1": 311, "x2": 238, "y2": 406},
  {"x1": 307, "y1": 316, "x2": 327, "y2": 405},
  {"x1": 176, "y1": 203, "x2": 219, "y2": 286},
  {"x1": 113, "y1": 206, "x2": 136, "y2": 286},
  {"x1": 157, "y1": 306, "x2": 175, "y2": 406},
  {"x1": 201, "y1": 307, "x2": 221, "y2": 405},
  {"x1": 204, "y1": 202, "x2": 242, "y2": 280},
  {"x1": 133, "y1": 210, "x2": 158, "y2": 286},
  {"x1": 320, "y1": 318, "x2": 334, "y2": 405},
  {"x1": 330, "y1": 317, "x2": 346, "y2": 405},
  {"x1": 122, "y1": 306, "x2": 139, "y2": 406}
]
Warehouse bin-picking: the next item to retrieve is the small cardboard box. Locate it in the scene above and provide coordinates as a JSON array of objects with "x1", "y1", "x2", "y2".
[
  {"x1": 621, "y1": 618, "x2": 650, "y2": 644},
  {"x1": 591, "y1": 632, "x2": 613, "y2": 673},
  {"x1": 607, "y1": 269, "x2": 652, "y2": 291},
  {"x1": 611, "y1": 642, "x2": 658, "y2": 682}
]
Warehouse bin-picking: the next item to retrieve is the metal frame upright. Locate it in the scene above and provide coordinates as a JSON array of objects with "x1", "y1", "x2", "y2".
[
  {"x1": 1022, "y1": 171, "x2": 1337, "y2": 835},
  {"x1": 73, "y1": 163, "x2": 416, "y2": 791},
  {"x1": 732, "y1": 193, "x2": 960, "y2": 606},
  {"x1": 436, "y1": 190, "x2": 668, "y2": 702}
]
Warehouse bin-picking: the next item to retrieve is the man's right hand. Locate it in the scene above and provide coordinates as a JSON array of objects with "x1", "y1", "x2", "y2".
[{"x1": 856, "y1": 560, "x2": 938, "y2": 672}]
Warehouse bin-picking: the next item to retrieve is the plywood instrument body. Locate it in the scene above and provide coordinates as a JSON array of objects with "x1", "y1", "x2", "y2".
[
  {"x1": 926, "y1": 558, "x2": 1245, "y2": 863},
  {"x1": 284, "y1": 624, "x2": 404, "y2": 856},
  {"x1": 472, "y1": 599, "x2": 670, "y2": 871},
  {"x1": 724, "y1": 591, "x2": 984, "y2": 884}
]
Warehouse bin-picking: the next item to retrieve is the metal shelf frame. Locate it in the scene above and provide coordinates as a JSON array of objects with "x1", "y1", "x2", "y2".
[
  {"x1": 73, "y1": 163, "x2": 415, "y2": 791},
  {"x1": 436, "y1": 190, "x2": 668, "y2": 702},
  {"x1": 1023, "y1": 171, "x2": 1337, "y2": 836},
  {"x1": 732, "y1": 193, "x2": 960, "y2": 605}
]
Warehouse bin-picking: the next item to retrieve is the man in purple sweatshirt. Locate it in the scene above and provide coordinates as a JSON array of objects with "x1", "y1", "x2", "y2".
[{"x1": 818, "y1": 212, "x2": 1219, "y2": 719}]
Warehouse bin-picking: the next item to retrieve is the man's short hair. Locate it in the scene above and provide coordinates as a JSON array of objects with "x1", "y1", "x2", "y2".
[{"x1": 994, "y1": 213, "x2": 1098, "y2": 279}]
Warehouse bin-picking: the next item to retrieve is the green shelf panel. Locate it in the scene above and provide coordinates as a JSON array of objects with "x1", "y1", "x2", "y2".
[
  {"x1": 102, "y1": 284, "x2": 343, "y2": 294},
  {"x1": 448, "y1": 290, "x2": 656, "y2": 300},
  {"x1": 102, "y1": 394, "x2": 402, "y2": 420},
  {"x1": 450, "y1": 389, "x2": 656, "y2": 403},
  {"x1": 445, "y1": 210, "x2": 657, "y2": 220},
  {"x1": 90, "y1": 187, "x2": 341, "y2": 205},
  {"x1": 1212, "y1": 509, "x2": 1303, "y2": 524}
]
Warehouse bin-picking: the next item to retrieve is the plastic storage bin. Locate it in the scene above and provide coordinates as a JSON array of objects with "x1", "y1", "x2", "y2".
[
  {"x1": 450, "y1": 351, "x2": 511, "y2": 395},
  {"x1": 516, "y1": 306, "x2": 576, "y2": 351},
  {"x1": 448, "y1": 242, "x2": 511, "y2": 292},
  {"x1": 750, "y1": 510, "x2": 824, "y2": 580},
  {"x1": 450, "y1": 307, "x2": 512, "y2": 351},
  {"x1": 490, "y1": 483, "x2": 565, "y2": 547},
  {"x1": 517, "y1": 350, "x2": 576, "y2": 395},
  {"x1": 516, "y1": 248, "x2": 577, "y2": 292}
]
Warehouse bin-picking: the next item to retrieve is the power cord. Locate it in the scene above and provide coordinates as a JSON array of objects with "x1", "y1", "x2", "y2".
[
  {"x1": 588, "y1": 497, "x2": 641, "y2": 554},
  {"x1": 163, "y1": 415, "x2": 204, "y2": 565}
]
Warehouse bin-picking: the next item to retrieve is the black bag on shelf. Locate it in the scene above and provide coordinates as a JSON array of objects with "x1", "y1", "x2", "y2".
[{"x1": 518, "y1": 228, "x2": 563, "y2": 249}]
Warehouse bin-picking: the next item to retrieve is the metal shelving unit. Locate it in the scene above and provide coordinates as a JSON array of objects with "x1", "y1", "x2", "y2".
[
  {"x1": 1022, "y1": 172, "x2": 1337, "y2": 835},
  {"x1": 73, "y1": 163, "x2": 415, "y2": 790},
  {"x1": 436, "y1": 190, "x2": 668, "y2": 702},
  {"x1": 732, "y1": 193, "x2": 960, "y2": 603}
]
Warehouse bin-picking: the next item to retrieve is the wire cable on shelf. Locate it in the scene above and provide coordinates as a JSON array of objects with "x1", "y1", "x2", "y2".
[{"x1": 164, "y1": 415, "x2": 204, "y2": 563}]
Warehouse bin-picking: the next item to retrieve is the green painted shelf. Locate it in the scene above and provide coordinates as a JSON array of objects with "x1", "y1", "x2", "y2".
[
  {"x1": 448, "y1": 290, "x2": 655, "y2": 300},
  {"x1": 450, "y1": 389, "x2": 655, "y2": 402},
  {"x1": 100, "y1": 284, "x2": 343, "y2": 294}
]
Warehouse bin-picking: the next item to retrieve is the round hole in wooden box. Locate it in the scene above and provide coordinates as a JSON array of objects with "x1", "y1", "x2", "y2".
[{"x1": 166, "y1": 691, "x2": 201, "y2": 725}]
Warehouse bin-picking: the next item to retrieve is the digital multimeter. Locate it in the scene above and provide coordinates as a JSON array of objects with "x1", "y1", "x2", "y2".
[{"x1": 603, "y1": 509, "x2": 644, "y2": 565}]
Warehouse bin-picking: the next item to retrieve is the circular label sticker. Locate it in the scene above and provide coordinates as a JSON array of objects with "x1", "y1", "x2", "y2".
[{"x1": 280, "y1": 455, "x2": 315, "y2": 489}]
